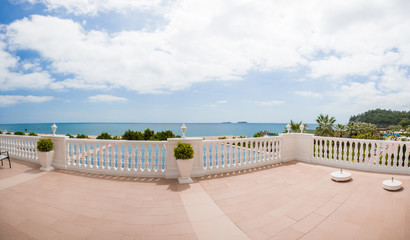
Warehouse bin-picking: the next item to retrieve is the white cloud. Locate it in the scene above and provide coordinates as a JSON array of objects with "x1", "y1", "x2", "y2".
[
  {"x1": 216, "y1": 100, "x2": 227, "y2": 104},
  {"x1": 3, "y1": 0, "x2": 410, "y2": 110},
  {"x1": 294, "y1": 91, "x2": 322, "y2": 98},
  {"x1": 0, "y1": 40, "x2": 54, "y2": 91},
  {"x1": 0, "y1": 95, "x2": 54, "y2": 107},
  {"x1": 250, "y1": 100, "x2": 284, "y2": 106},
  {"x1": 87, "y1": 94, "x2": 128, "y2": 103},
  {"x1": 324, "y1": 80, "x2": 410, "y2": 117},
  {"x1": 23, "y1": 0, "x2": 165, "y2": 15}
]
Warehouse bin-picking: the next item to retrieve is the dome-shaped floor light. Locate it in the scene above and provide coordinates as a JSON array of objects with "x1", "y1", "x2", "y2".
[
  {"x1": 383, "y1": 177, "x2": 402, "y2": 191},
  {"x1": 331, "y1": 168, "x2": 352, "y2": 182}
]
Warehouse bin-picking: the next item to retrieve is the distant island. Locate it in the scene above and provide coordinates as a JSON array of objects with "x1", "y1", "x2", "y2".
[
  {"x1": 221, "y1": 122, "x2": 232, "y2": 124},
  {"x1": 237, "y1": 121, "x2": 247, "y2": 124}
]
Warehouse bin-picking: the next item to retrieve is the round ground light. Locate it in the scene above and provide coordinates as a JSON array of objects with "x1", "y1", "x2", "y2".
[
  {"x1": 383, "y1": 177, "x2": 402, "y2": 191},
  {"x1": 331, "y1": 168, "x2": 352, "y2": 182}
]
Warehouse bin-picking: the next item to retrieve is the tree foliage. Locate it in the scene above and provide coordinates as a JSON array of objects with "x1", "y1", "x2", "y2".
[
  {"x1": 290, "y1": 120, "x2": 302, "y2": 133},
  {"x1": 315, "y1": 114, "x2": 336, "y2": 137},
  {"x1": 399, "y1": 118, "x2": 410, "y2": 129},
  {"x1": 346, "y1": 121, "x2": 382, "y2": 139},
  {"x1": 97, "y1": 132, "x2": 113, "y2": 139},
  {"x1": 76, "y1": 134, "x2": 89, "y2": 138},
  {"x1": 349, "y1": 109, "x2": 410, "y2": 128},
  {"x1": 122, "y1": 129, "x2": 180, "y2": 141}
]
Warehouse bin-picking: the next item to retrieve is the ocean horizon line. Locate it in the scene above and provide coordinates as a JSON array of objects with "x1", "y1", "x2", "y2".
[
  {"x1": 0, "y1": 122, "x2": 318, "y2": 137},
  {"x1": 0, "y1": 121, "x2": 317, "y2": 125}
]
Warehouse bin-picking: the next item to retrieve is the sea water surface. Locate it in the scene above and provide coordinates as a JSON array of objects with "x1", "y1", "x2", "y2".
[{"x1": 0, "y1": 122, "x2": 317, "y2": 137}]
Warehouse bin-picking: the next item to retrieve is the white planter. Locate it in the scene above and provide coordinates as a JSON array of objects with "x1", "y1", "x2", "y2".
[
  {"x1": 38, "y1": 150, "x2": 54, "y2": 171},
  {"x1": 176, "y1": 159, "x2": 194, "y2": 184}
]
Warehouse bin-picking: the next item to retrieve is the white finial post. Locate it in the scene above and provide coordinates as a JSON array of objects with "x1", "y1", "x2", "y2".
[
  {"x1": 181, "y1": 123, "x2": 187, "y2": 139},
  {"x1": 51, "y1": 123, "x2": 57, "y2": 136},
  {"x1": 286, "y1": 123, "x2": 291, "y2": 134},
  {"x1": 299, "y1": 123, "x2": 304, "y2": 133}
]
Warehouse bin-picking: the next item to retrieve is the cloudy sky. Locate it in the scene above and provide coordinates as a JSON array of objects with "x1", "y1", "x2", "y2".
[{"x1": 0, "y1": 0, "x2": 409, "y2": 124}]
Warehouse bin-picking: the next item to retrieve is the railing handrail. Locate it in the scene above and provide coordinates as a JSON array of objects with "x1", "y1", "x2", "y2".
[
  {"x1": 312, "y1": 135, "x2": 405, "y2": 144},
  {"x1": 203, "y1": 136, "x2": 280, "y2": 143},
  {"x1": 65, "y1": 138, "x2": 167, "y2": 144},
  {"x1": 0, "y1": 134, "x2": 40, "y2": 139}
]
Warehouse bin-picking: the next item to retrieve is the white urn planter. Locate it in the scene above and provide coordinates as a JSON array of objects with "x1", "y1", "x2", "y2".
[
  {"x1": 174, "y1": 141, "x2": 194, "y2": 184},
  {"x1": 38, "y1": 150, "x2": 54, "y2": 171},
  {"x1": 176, "y1": 159, "x2": 194, "y2": 184}
]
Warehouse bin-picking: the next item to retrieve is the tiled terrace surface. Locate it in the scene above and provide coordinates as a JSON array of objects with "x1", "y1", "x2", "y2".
[{"x1": 1, "y1": 160, "x2": 410, "y2": 240}]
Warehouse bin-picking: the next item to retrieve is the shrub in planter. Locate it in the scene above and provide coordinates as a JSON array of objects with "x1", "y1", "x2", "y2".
[
  {"x1": 14, "y1": 131, "x2": 25, "y2": 135},
  {"x1": 37, "y1": 139, "x2": 54, "y2": 171},
  {"x1": 174, "y1": 142, "x2": 194, "y2": 160},
  {"x1": 37, "y1": 139, "x2": 54, "y2": 152},
  {"x1": 174, "y1": 142, "x2": 194, "y2": 183},
  {"x1": 29, "y1": 132, "x2": 38, "y2": 136}
]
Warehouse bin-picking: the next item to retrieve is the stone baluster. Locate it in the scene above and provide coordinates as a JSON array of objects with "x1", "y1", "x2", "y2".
[
  {"x1": 392, "y1": 142, "x2": 398, "y2": 167},
  {"x1": 398, "y1": 143, "x2": 404, "y2": 167},
  {"x1": 137, "y1": 144, "x2": 142, "y2": 171},
  {"x1": 203, "y1": 143, "x2": 208, "y2": 169},
  {"x1": 217, "y1": 143, "x2": 222, "y2": 167},
  {"x1": 387, "y1": 142, "x2": 393, "y2": 166},
  {"x1": 148, "y1": 144, "x2": 154, "y2": 172},
  {"x1": 211, "y1": 143, "x2": 217, "y2": 169},
  {"x1": 143, "y1": 144, "x2": 148, "y2": 172},
  {"x1": 157, "y1": 144, "x2": 163, "y2": 172},
  {"x1": 404, "y1": 143, "x2": 409, "y2": 167},
  {"x1": 130, "y1": 143, "x2": 136, "y2": 171},
  {"x1": 353, "y1": 140, "x2": 358, "y2": 163}
]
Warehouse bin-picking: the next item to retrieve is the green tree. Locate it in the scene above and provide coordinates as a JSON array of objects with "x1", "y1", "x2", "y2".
[
  {"x1": 122, "y1": 130, "x2": 143, "y2": 140},
  {"x1": 290, "y1": 120, "x2": 303, "y2": 133},
  {"x1": 315, "y1": 114, "x2": 336, "y2": 137},
  {"x1": 346, "y1": 121, "x2": 382, "y2": 139},
  {"x1": 76, "y1": 134, "x2": 88, "y2": 138},
  {"x1": 97, "y1": 132, "x2": 112, "y2": 139},
  {"x1": 399, "y1": 118, "x2": 410, "y2": 129},
  {"x1": 334, "y1": 124, "x2": 345, "y2": 137},
  {"x1": 350, "y1": 109, "x2": 410, "y2": 128},
  {"x1": 143, "y1": 128, "x2": 155, "y2": 140}
]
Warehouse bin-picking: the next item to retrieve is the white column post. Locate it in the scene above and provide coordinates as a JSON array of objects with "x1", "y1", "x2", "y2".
[
  {"x1": 165, "y1": 137, "x2": 205, "y2": 179},
  {"x1": 294, "y1": 133, "x2": 314, "y2": 162},
  {"x1": 40, "y1": 135, "x2": 69, "y2": 169},
  {"x1": 279, "y1": 133, "x2": 314, "y2": 163}
]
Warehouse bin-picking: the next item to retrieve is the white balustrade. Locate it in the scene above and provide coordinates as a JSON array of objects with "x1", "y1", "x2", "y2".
[
  {"x1": 312, "y1": 136, "x2": 410, "y2": 174},
  {"x1": 1, "y1": 133, "x2": 408, "y2": 177},
  {"x1": 0, "y1": 135, "x2": 39, "y2": 163},
  {"x1": 66, "y1": 139, "x2": 167, "y2": 177},
  {"x1": 202, "y1": 137, "x2": 281, "y2": 174}
]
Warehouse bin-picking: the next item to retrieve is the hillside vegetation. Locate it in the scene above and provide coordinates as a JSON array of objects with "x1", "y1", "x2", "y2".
[{"x1": 349, "y1": 109, "x2": 410, "y2": 128}]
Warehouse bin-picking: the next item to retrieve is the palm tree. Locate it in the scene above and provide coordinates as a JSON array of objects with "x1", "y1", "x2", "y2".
[
  {"x1": 345, "y1": 121, "x2": 356, "y2": 137},
  {"x1": 334, "y1": 124, "x2": 345, "y2": 137},
  {"x1": 315, "y1": 114, "x2": 336, "y2": 137},
  {"x1": 290, "y1": 120, "x2": 302, "y2": 133}
]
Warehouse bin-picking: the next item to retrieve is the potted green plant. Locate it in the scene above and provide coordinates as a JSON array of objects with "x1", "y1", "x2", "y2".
[
  {"x1": 37, "y1": 138, "x2": 54, "y2": 171},
  {"x1": 174, "y1": 142, "x2": 194, "y2": 183}
]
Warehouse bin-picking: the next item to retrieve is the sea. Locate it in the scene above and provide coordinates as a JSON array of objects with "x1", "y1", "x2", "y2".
[{"x1": 0, "y1": 122, "x2": 318, "y2": 137}]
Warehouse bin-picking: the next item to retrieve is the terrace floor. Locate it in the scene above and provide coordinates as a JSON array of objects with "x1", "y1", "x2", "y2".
[{"x1": 1, "y1": 159, "x2": 410, "y2": 240}]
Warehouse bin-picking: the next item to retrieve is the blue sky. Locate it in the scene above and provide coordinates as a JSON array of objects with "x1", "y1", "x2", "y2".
[{"x1": 0, "y1": 0, "x2": 409, "y2": 124}]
